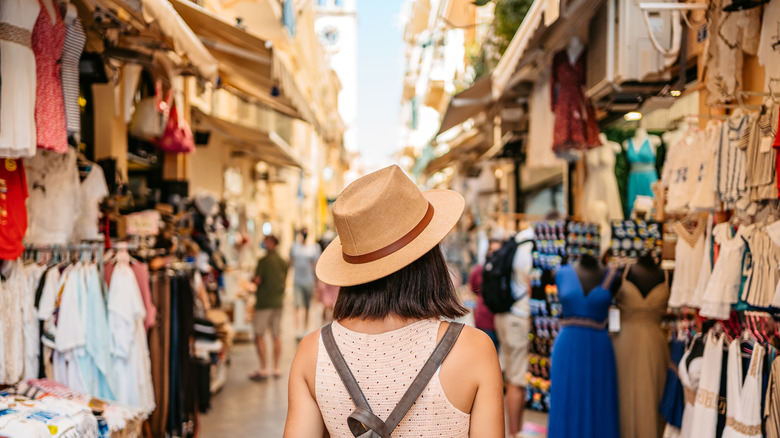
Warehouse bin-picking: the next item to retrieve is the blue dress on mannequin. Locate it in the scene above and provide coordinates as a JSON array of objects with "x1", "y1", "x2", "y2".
[
  {"x1": 548, "y1": 265, "x2": 620, "y2": 438},
  {"x1": 626, "y1": 137, "x2": 658, "y2": 214}
]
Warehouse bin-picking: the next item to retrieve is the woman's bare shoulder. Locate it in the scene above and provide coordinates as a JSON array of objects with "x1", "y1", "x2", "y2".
[{"x1": 449, "y1": 324, "x2": 498, "y2": 364}]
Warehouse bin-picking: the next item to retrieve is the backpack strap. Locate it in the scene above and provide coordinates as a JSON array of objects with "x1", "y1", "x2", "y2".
[
  {"x1": 321, "y1": 322, "x2": 465, "y2": 437},
  {"x1": 384, "y1": 322, "x2": 464, "y2": 434},
  {"x1": 321, "y1": 323, "x2": 389, "y2": 437}
]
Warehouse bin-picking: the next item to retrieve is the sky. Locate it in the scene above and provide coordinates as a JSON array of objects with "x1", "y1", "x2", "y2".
[{"x1": 355, "y1": 0, "x2": 406, "y2": 171}]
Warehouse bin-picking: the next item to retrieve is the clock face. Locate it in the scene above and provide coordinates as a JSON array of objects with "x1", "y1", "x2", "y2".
[{"x1": 318, "y1": 25, "x2": 340, "y2": 51}]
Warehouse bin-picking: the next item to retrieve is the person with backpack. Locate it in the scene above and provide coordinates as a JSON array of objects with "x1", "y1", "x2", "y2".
[
  {"x1": 284, "y1": 165, "x2": 504, "y2": 437},
  {"x1": 481, "y1": 225, "x2": 535, "y2": 438}
]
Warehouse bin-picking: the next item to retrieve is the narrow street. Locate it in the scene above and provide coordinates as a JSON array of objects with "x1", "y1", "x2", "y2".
[{"x1": 200, "y1": 299, "x2": 549, "y2": 437}]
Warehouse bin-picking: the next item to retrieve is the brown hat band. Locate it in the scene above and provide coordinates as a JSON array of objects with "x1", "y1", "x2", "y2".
[{"x1": 342, "y1": 202, "x2": 435, "y2": 264}]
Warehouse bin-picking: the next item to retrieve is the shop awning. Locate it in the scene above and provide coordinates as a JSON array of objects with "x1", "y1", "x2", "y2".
[
  {"x1": 169, "y1": 0, "x2": 313, "y2": 123},
  {"x1": 436, "y1": 75, "x2": 493, "y2": 136},
  {"x1": 138, "y1": 0, "x2": 218, "y2": 82},
  {"x1": 192, "y1": 107, "x2": 302, "y2": 169},
  {"x1": 492, "y1": 0, "x2": 605, "y2": 97},
  {"x1": 426, "y1": 127, "x2": 488, "y2": 175},
  {"x1": 76, "y1": 0, "x2": 218, "y2": 81},
  {"x1": 491, "y1": 0, "x2": 548, "y2": 99}
]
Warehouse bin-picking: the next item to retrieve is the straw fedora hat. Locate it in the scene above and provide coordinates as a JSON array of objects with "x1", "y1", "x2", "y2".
[{"x1": 316, "y1": 165, "x2": 464, "y2": 287}]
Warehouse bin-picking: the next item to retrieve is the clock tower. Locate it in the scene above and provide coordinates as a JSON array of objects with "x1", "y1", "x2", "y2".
[{"x1": 315, "y1": 0, "x2": 358, "y2": 154}]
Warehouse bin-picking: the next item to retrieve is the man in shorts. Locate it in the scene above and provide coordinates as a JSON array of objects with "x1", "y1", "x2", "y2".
[
  {"x1": 250, "y1": 235, "x2": 288, "y2": 380},
  {"x1": 289, "y1": 228, "x2": 321, "y2": 339},
  {"x1": 494, "y1": 225, "x2": 534, "y2": 437}
]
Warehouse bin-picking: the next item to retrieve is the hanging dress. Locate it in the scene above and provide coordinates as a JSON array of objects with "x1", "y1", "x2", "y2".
[
  {"x1": 61, "y1": 15, "x2": 86, "y2": 138},
  {"x1": 582, "y1": 144, "x2": 624, "y2": 221},
  {"x1": 548, "y1": 265, "x2": 620, "y2": 438},
  {"x1": 626, "y1": 138, "x2": 659, "y2": 214},
  {"x1": 551, "y1": 50, "x2": 600, "y2": 157},
  {"x1": 765, "y1": 358, "x2": 780, "y2": 438},
  {"x1": 722, "y1": 340, "x2": 764, "y2": 438},
  {"x1": 689, "y1": 332, "x2": 726, "y2": 438},
  {"x1": 612, "y1": 268, "x2": 670, "y2": 438},
  {"x1": 701, "y1": 223, "x2": 746, "y2": 320},
  {"x1": 740, "y1": 225, "x2": 780, "y2": 308},
  {"x1": 526, "y1": 66, "x2": 561, "y2": 169},
  {"x1": 0, "y1": 0, "x2": 40, "y2": 158},
  {"x1": 690, "y1": 121, "x2": 723, "y2": 211},
  {"x1": 32, "y1": 0, "x2": 67, "y2": 153},
  {"x1": 678, "y1": 334, "x2": 704, "y2": 438},
  {"x1": 669, "y1": 221, "x2": 706, "y2": 308},
  {"x1": 660, "y1": 336, "x2": 687, "y2": 437},
  {"x1": 691, "y1": 216, "x2": 714, "y2": 308}
]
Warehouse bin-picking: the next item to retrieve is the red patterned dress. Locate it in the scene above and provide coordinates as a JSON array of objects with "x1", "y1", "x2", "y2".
[
  {"x1": 32, "y1": 0, "x2": 67, "y2": 153},
  {"x1": 551, "y1": 49, "x2": 600, "y2": 155}
]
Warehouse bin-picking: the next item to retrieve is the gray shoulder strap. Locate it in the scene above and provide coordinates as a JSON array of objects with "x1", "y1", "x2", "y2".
[
  {"x1": 320, "y1": 322, "x2": 465, "y2": 437},
  {"x1": 384, "y1": 322, "x2": 464, "y2": 433}
]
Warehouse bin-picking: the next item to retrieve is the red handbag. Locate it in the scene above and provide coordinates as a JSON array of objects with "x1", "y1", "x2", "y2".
[{"x1": 158, "y1": 102, "x2": 195, "y2": 154}]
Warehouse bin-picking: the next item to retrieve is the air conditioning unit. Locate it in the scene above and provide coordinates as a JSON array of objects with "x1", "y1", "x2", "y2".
[{"x1": 587, "y1": 0, "x2": 678, "y2": 101}]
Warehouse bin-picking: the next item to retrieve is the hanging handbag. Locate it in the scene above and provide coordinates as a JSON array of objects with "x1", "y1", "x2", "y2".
[{"x1": 158, "y1": 102, "x2": 195, "y2": 154}]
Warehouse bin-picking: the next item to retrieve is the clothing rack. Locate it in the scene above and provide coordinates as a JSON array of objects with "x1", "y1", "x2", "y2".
[{"x1": 23, "y1": 240, "x2": 105, "y2": 267}]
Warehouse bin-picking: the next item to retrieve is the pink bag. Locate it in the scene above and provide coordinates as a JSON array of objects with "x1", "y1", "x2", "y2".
[{"x1": 158, "y1": 103, "x2": 195, "y2": 154}]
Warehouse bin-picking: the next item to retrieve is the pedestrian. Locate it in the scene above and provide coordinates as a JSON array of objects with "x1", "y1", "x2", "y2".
[
  {"x1": 249, "y1": 235, "x2": 288, "y2": 381},
  {"x1": 493, "y1": 225, "x2": 535, "y2": 438},
  {"x1": 315, "y1": 233, "x2": 339, "y2": 324},
  {"x1": 290, "y1": 227, "x2": 321, "y2": 340},
  {"x1": 284, "y1": 165, "x2": 504, "y2": 437},
  {"x1": 468, "y1": 239, "x2": 502, "y2": 351}
]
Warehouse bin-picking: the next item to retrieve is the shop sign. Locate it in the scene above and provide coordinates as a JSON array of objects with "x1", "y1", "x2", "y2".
[{"x1": 126, "y1": 211, "x2": 161, "y2": 236}]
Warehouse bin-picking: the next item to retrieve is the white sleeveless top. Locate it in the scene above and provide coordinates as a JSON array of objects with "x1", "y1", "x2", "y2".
[
  {"x1": 722, "y1": 340, "x2": 764, "y2": 438},
  {"x1": 316, "y1": 319, "x2": 470, "y2": 437},
  {"x1": 690, "y1": 332, "x2": 725, "y2": 438},
  {"x1": 678, "y1": 335, "x2": 703, "y2": 438}
]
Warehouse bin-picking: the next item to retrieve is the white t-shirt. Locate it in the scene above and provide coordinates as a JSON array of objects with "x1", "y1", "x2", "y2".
[
  {"x1": 24, "y1": 148, "x2": 83, "y2": 244},
  {"x1": 74, "y1": 166, "x2": 108, "y2": 241},
  {"x1": 758, "y1": 0, "x2": 780, "y2": 91},
  {"x1": 510, "y1": 227, "x2": 535, "y2": 317}
]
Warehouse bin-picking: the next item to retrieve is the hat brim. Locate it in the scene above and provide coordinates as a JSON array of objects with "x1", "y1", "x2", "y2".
[{"x1": 316, "y1": 189, "x2": 465, "y2": 287}]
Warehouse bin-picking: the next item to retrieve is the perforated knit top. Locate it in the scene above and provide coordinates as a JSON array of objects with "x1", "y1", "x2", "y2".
[{"x1": 315, "y1": 319, "x2": 470, "y2": 437}]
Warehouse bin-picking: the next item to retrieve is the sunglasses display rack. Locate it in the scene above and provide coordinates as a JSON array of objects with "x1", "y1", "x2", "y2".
[
  {"x1": 526, "y1": 220, "x2": 599, "y2": 411},
  {"x1": 608, "y1": 220, "x2": 664, "y2": 265}
]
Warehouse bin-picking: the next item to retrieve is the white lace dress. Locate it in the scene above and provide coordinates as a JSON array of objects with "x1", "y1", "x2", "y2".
[
  {"x1": 700, "y1": 223, "x2": 746, "y2": 319},
  {"x1": 669, "y1": 221, "x2": 705, "y2": 308},
  {"x1": 678, "y1": 334, "x2": 703, "y2": 438},
  {"x1": 689, "y1": 332, "x2": 725, "y2": 437},
  {"x1": 0, "y1": 260, "x2": 26, "y2": 384},
  {"x1": 582, "y1": 144, "x2": 624, "y2": 221},
  {"x1": 0, "y1": 0, "x2": 40, "y2": 158},
  {"x1": 722, "y1": 340, "x2": 764, "y2": 438}
]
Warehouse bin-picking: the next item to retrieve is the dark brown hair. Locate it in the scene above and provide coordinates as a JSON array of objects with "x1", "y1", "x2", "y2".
[{"x1": 333, "y1": 244, "x2": 468, "y2": 320}]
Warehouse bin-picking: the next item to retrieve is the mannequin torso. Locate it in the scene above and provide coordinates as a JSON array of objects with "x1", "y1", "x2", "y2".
[
  {"x1": 573, "y1": 254, "x2": 621, "y2": 296},
  {"x1": 625, "y1": 255, "x2": 670, "y2": 297},
  {"x1": 567, "y1": 36, "x2": 585, "y2": 64},
  {"x1": 625, "y1": 128, "x2": 662, "y2": 156}
]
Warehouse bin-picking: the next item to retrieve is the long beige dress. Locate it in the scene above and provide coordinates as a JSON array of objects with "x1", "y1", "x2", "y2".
[{"x1": 611, "y1": 268, "x2": 670, "y2": 438}]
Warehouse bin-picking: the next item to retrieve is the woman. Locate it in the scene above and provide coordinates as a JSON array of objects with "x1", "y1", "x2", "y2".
[{"x1": 284, "y1": 165, "x2": 504, "y2": 437}]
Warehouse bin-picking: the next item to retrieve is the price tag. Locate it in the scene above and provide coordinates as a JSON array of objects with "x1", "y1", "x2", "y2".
[
  {"x1": 608, "y1": 306, "x2": 621, "y2": 333},
  {"x1": 761, "y1": 135, "x2": 774, "y2": 153},
  {"x1": 126, "y1": 210, "x2": 160, "y2": 236}
]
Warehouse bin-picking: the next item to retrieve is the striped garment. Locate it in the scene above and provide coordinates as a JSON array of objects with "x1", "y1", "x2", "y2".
[
  {"x1": 767, "y1": 358, "x2": 780, "y2": 438},
  {"x1": 717, "y1": 113, "x2": 750, "y2": 208},
  {"x1": 61, "y1": 17, "x2": 85, "y2": 137}
]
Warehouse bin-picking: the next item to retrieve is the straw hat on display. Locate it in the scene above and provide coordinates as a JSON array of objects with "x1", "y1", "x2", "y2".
[{"x1": 316, "y1": 165, "x2": 465, "y2": 287}]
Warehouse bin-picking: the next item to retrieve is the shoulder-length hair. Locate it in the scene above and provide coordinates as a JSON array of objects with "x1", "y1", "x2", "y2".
[{"x1": 332, "y1": 244, "x2": 468, "y2": 320}]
